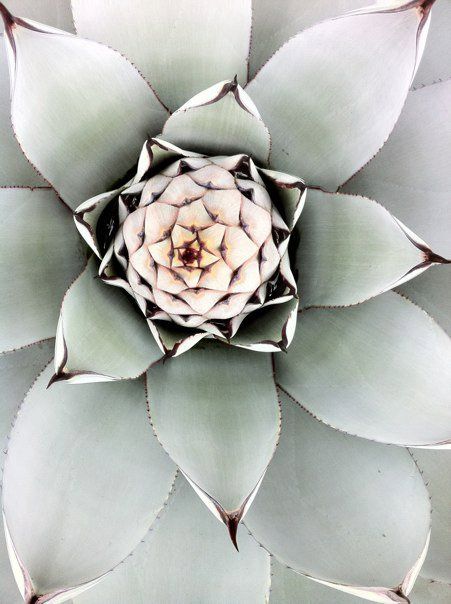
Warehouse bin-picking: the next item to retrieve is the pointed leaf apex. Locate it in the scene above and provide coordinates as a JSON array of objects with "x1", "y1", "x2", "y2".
[
  {"x1": 392, "y1": 588, "x2": 410, "y2": 604},
  {"x1": 0, "y1": 3, "x2": 15, "y2": 29},
  {"x1": 424, "y1": 249, "x2": 451, "y2": 266},
  {"x1": 46, "y1": 373, "x2": 63, "y2": 388},
  {"x1": 225, "y1": 512, "x2": 241, "y2": 551},
  {"x1": 418, "y1": 0, "x2": 436, "y2": 13}
]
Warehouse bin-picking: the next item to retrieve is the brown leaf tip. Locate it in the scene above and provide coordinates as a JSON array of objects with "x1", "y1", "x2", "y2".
[
  {"x1": 424, "y1": 249, "x2": 451, "y2": 266},
  {"x1": 418, "y1": 0, "x2": 436, "y2": 15},
  {"x1": 225, "y1": 512, "x2": 241, "y2": 551},
  {"x1": 0, "y1": 3, "x2": 15, "y2": 30}
]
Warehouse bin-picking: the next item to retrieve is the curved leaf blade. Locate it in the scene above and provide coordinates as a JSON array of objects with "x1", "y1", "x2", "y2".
[
  {"x1": 0, "y1": 341, "x2": 53, "y2": 604},
  {"x1": 72, "y1": 477, "x2": 270, "y2": 604},
  {"x1": 53, "y1": 257, "x2": 163, "y2": 383},
  {"x1": 397, "y1": 265, "x2": 451, "y2": 335},
  {"x1": 0, "y1": 40, "x2": 44, "y2": 186},
  {"x1": 0, "y1": 188, "x2": 84, "y2": 353},
  {"x1": 162, "y1": 79, "x2": 270, "y2": 165},
  {"x1": 0, "y1": 0, "x2": 74, "y2": 34},
  {"x1": 246, "y1": 2, "x2": 431, "y2": 189},
  {"x1": 71, "y1": 0, "x2": 251, "y2": 112},
  {"x1": 412, "y1": 448, "x2": 451, "y2": 583},
  {"x1": 2, "y1": 365, "x2": 176, "y2": 600},
  {"x1": 245, "y1": 391, "x2": 431, "y2": 600},
  {"x1": 0, "y1": 6, "x2": 167, "y2": 207},
  {"x1": 342, "y1": 80, "x2": 451, "y2": 259},
  {"x1": 147, "y1": 341, "x2": 280, "y2": 543},
  {"x1": 295, "y1": 189, "x2": 443, "y2": 308},
  {"x1": 413, "y1": 0, "x2": 451, "y2": 88},
  {"x1": 248, "y1": 0, "x2": 366, "y2": 78},
  {"x1": 276, "y1": 292, "x2": 451, "y2": 447}
]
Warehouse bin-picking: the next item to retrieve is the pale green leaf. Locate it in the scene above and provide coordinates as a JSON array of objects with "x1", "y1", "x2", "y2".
[
  {"x1": 0, "y1": 39, "x2": 44, "y2": 186},
  {"x1": 0, "y1": 188, "x2": 84, "y2": 353},
  {"x1": 245, "y1": 391, "x2": 431, "y2": 600},
  {"x1": 54, "y1": 257, "x2": 163, "y2": 383},
  {"x1": 2, "y1": 365, "x2": 176, "y2": 600},
  {"x1": 269, "y1": 560, "x2": 365, "y2": 603},
  {"x1": 412, "y1": 449, "x2": 451, "y2": 583},
  {"x1": 73, "y1": 477, "x2": 270, "y2": 604},
  {"x1": 413, "y1": 0, "x2": 451, "y2": 88},
  {"x1": 246, "y1": 4, "x2": 429, "y2": 189},
  {"x1": 147, "y1": 341, "x2": 279, "y2": 537},
  {"x1": 249, "y1": 0, "x2": 367, "y2": 78},
  {"x1": 229, "y1": 298, "x2": 298, "y2": 352},
  {"x1": 296, "y1": 190, "x2": 433, "y2": 308},
  {"x1": 1, "y1": 9, "x2": 167, "y2": 208},
  {"x1": 148, "y1": 320, "x2": 207, "y2": 357},
  {"x1": 0, "y1": 0, "x2": 74, "y2": 33},
  {"x1": 258, "y1": 167, "x2": 306, "y2": 231},
  {"x1": 276, "y1": 292, "x2": 451, "y2": 447},
  {"x1": 342, "y1": 80, "x2": 451, "y2": 258},
  {"x1": 162, "y1": 80, "x2": 270, "y2": 165},
  {"x1": 0, "y1": 341, "x2": 53, "y2": 604},
  {"x1": 71, "y1": 0, "x2": 251, "y2": 112},
  {"x1": 396, "y1": 265, "x2": 451, "y2": 335},
  {"x1": 0, "y1": 526, "x2": 21, "y2": 604},
  {"x1": 409, "y1": 578, "x2": 451, "y2": 604}
]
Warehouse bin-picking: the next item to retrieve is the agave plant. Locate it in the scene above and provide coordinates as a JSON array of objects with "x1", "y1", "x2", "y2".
[{"x1": 0, "y1": 0, "x2": 450, "y2": 602}]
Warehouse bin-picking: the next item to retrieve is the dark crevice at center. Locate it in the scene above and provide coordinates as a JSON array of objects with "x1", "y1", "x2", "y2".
[
  {"x1": 96, "y1": 199, "x2": 119, "y2": 255},
  {"x1": 181, "y1": 247, "x2": 201, "y2": 264}
]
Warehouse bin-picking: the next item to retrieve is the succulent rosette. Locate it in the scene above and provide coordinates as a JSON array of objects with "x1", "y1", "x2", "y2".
[
  {"x1": 73, "y1": 128, "x2": 303, "y2": 357},
  {"x1": 0, "y1": 1, "x2": 450, "y2": 603}
]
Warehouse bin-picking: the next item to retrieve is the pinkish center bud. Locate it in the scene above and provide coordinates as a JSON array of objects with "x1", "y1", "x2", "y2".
[{"x1": 118, "y1": 159, "x2": 290, "y2": 334}]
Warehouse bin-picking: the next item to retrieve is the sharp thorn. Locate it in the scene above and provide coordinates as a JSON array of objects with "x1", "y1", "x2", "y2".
[{"x1": 225, "y1": 513, "x2": 240, "y2": 551}]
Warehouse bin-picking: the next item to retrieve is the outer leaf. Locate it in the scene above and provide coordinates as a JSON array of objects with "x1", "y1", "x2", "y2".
[
  {"x1": 0, "y1": 526, "x2": 21, "y2": 604},
  {"x1": 269, "y1": 560, "x2": 365, "y2": 603},
  {"x1": 0, "y1": 0, "x2": 74, "y2": 33},
  {"x1": 71, "y1": 0, "x2": 251, "y2": 112},
  {"x1": 0, "y1": 341, "x2": 53, "y2": 481},
  {"x1": 2, "y1": 365, "x2": 176, "y2": 602},
  {"x1": 0, "y1": 39, "x2": 44, "y2": 186},
  {"x1": 245, "y1": 391, "x2": 431, "y2": 603},
  {"x1": 409, "y1": 578, "x2": 451, "y2": 603},
  {"x1": 72, "y1": 477, "x2": 270, "y2": 604},
  {"x1": 0, "y1": 188, "x2": 84, "y2": 353},
  {"x1": 276, "y1": 292, "x2": 451, "y2": 447},
  {"x1": 397, "y1": 265, "x2": 451, "y2": 335},
  {"x1": 0, "y1": 341, "x2": 53, "y2": 604},
  {"x1": 412, "y1": 449, "x2": 451, "y2": 583},
  {"x1": 248, "y1": 0, "x2": 366, "y2": 78},
  {"x1": 412, "y1": 0, "x2": 451, "y2": 87},
  {"x1": 0, "y1": 5, "x2": 167, "y2": 208},
  {"x1": 52, "y1": 257, "x2": 162, "y2": 384},
  {"x1": 342, "y1": 80, "x2": 451, "y2": 258},
  {"x1": 162, "y1": 80, "x2": 270, "y2": 165},
  {"x1": 296, "y1": 189, "x2": 445, "y2": 308},
  {"x1": 147, "y1": 340, "x2": 280, "y2": 545},
  {"x1": 246, "y1": 1, "x2": 431, "y2": 189}
]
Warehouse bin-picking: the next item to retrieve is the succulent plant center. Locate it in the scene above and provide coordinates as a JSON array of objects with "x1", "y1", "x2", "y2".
[
  {"x1": 79, "y1": 142, "x2": 299, "y2": 343},
  {"x1": 119, "y1": 162, "x2": 282, "y2": 326}
]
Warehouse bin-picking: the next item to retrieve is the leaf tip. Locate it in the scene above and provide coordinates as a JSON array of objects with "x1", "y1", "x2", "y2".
[
  {"x1": 225, "y1": 512, "x2": 241, "y2": 551},
  {"x1": 0, "y1": 2, "x2": 15, "y2": 31},
  {"x1": 46, "y1": 372, "x2": 64, "y2": 388}
]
